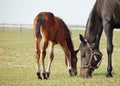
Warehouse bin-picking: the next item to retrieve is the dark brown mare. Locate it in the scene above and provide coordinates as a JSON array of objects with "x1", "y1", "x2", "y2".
[
  {"x1": 79, "y1": 0, "x2": 120, "y2": 78},
  {"x1": 33, "y1": 12, "x2": 79, "y2": 79}
]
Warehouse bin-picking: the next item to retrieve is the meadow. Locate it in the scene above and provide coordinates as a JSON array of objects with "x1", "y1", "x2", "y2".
[{"x1": 0, "y1": 28, "x2": 120, "y2": 86}]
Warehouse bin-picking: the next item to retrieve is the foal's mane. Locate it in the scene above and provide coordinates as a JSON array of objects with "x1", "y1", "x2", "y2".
[{"x1": 59, "y1": 18, "x2": 75, "y2": 54}]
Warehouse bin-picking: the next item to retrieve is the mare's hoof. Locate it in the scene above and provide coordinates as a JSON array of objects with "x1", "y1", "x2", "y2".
[
  {"x1": 106, "y1": 73, "x2": 113, "y2": 78},
  {"x1": 37, "y1": 73, "x2": 42, "y2": 80}
]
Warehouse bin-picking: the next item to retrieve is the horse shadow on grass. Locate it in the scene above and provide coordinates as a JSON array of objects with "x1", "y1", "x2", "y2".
[{"x1": 93, "y1": 72, "x2": 120, "y2": 78}]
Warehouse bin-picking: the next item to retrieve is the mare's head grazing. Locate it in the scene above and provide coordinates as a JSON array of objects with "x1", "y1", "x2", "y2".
[
  {"x1": 79, "y1": 1, "x2": 103, "y2": 78},
  {"x1": 79, "y1": 35, "x2": 102, "y2": 78}
]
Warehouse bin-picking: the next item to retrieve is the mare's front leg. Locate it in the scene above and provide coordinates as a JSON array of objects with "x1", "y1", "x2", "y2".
[
  {"x1": 46, "y1": 42, "x2": 54, "y2": 78},
  {"x1": 34, "y1": 37, "x2": 42, "y2": 79},
  {"x1": 41, "y1": 40, "x2": 48, "y2": 79},
  {"x1": 103, "y1": 20, "x2": 113, "y2": 77}
]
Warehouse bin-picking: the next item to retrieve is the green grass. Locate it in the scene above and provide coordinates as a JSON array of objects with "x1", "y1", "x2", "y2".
[{"x1": 0, "y1": 28, "x2": 120, "y2": 86}]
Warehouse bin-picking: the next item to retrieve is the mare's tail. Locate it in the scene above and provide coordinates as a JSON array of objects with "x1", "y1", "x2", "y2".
[{"x1": 36, "y1": 16, "x2": 43, "y2": 38}]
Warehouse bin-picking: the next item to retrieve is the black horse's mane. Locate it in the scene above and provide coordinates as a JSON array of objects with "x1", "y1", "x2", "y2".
[{"x1": 84, "y1": 1, "x2": 103, "y2": 44}]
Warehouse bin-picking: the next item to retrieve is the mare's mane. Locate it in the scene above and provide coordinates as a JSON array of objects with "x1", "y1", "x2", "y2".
[{"x1": 85, "y1": 1, "x2": 102, "y2": 44}]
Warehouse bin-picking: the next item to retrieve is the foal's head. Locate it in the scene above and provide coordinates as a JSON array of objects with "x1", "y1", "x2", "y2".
[
  {"x1": 71, "y1": 50, "x2": 79, "y2": 75},
  {"x1": 65, "y1": 49, "x2": 79, "y2": 76},
  {"x1": 79, "y1": 34, "x2": 102, "y2": 78}
]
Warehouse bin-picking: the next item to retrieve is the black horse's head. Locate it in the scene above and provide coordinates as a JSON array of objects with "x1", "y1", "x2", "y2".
[{"x1": 79, "y1": 34, "x2": 102, "y2": 78}]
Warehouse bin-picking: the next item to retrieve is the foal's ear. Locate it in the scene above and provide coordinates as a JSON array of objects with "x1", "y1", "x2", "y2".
[{"x1": 79, "y1": 34, "x2": 86, "y2": 44}]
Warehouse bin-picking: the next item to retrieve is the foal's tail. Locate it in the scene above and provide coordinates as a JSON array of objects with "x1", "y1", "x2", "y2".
[{"x1": 36, "y1": 16, "x2": 43, "y2": 38}]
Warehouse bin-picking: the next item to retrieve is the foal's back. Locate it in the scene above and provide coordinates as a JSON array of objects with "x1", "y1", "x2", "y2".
[{"x1": 34, "y1": 12, "x2": 70, "y2": 44}]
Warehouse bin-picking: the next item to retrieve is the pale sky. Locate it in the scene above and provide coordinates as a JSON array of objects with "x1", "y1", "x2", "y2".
[{"x1": 0, "y1": 0, "x2": 96, "y2": 25}]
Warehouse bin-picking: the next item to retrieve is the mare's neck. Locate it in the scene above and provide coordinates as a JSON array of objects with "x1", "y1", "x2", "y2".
[{"x1": 84, "y1": 7, "x2": 103, "y2": 50}]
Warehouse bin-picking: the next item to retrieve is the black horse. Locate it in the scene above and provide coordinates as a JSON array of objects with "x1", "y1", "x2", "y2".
[{"x1": 79, "y1": 0, "x2": 120, "y2": 78}]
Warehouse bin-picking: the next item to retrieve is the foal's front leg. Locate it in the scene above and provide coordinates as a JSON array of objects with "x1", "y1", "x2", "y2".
[{"x1": 60, "y1": 42, "x2": 73, "y2": 76}]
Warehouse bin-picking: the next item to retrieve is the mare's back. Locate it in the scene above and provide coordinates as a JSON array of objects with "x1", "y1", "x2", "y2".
[{"x1": 97, "y1": 0, "x2": 120, "y2": 26}]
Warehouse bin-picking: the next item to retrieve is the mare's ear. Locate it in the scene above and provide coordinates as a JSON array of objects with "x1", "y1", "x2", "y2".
[{"x1": 79, "y1": 34, "x2": 86, "y2": 44}]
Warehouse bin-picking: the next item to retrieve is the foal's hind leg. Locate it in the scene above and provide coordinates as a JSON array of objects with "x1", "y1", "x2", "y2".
[
  {"x1": 41, "y1": 40, "x2": 49, "y2": 79},
  {"x1": 46, "y1": 42, "x2": 54, "y2": 78},
  {"x1": 34, "y1": 37, "x2": 42, "y2": 79}
]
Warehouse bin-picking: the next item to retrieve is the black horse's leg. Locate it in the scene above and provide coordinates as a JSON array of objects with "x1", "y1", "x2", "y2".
[{"x1": 103, "y1": 20, "x2": 113, "y2": 77}]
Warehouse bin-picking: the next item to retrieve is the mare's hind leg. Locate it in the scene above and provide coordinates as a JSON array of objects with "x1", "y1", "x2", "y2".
[
  {"x1": 46, "y1": 42, "x2": 54, "y2": 78},
  {"x1": 34, "y1": 37, "x2": 42, "y2": 79},
  {"x1": 41, "y1": 40, "x2": 49, "y2": 79},
  {"x1": 60, "y1": 41, "x2": 73, "y2": 76}
]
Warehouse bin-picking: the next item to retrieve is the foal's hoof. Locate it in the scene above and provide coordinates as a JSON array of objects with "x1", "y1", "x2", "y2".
[
  {"x1": 69, "y1": 69, "x2": 74, "y2": 76},
  {"x1": 106, "y1": 73, "x2": 113, "y2": 78},
  {"x1": 46, "y1": 72, "x2": 50, "y2": 78},
  {"x1": 37, "y1": 73, "x2": 42, "y2": 80},
  {"x1": 75, "y1": 72, "x2": 77, "y2": 76},
  {"x1": 42, "y1": 73, "x2": 48, "y2": 79},
  {"x1": 38, "y1": 77, "x2": 42, "y2": 80}
]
